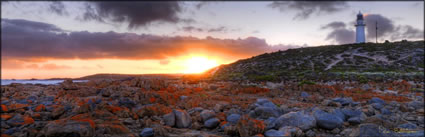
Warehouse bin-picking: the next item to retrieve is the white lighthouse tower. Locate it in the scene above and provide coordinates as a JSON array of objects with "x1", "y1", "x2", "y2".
[{"x1": 355, "y1": 11, "x2": 366, "y2": 43}]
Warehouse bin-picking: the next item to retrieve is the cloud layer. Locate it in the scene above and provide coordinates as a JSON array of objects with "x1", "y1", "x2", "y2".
[
  {"x1": 80, "y1": 2, "x2": 183, "y2": 29},
  {"x1": 2, "y1": 18, "x2": 299, "y2": 62},
  {"x1": 268, "y1": 1, "x2": 348, "y2": 20}
]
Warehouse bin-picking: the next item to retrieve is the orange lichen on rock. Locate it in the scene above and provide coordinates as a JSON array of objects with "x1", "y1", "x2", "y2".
[
  {"x1": 149, "y1": 97, "x2": 156, "y2": 103},
  {"x1": 1, "y1": 114, "x2": 12, "y2": 120},
  {"x1": 237, "y1": 115, "x2": 265, "y2": 137},
  {"x1": 1, "y1": 104, "x2": 8, "y2": 112},
  {"x1": 334, "y1": 88, "x2": 411, "y2": 103},
  {"x1": 8, "y1": 104, "x2": 29, "y2": 110},
  {"x1": 106, "y1": 105, "x2": 123, "y2": 113},
  {"x1": 220, "y1": 121, "x2": 228, "y2": 126},
  {"x1": 34, "y1": 104, "x2": 46, "y2": 112},
  {"x1": 234, "y1": 87, "x2": 270, "y2": 94},
  {"x1": 23, "y1": 116, "x2": 35, "y2": 124},
  {"x1": 140, "y1": 104, "x2": 172, "y2": 116},
  {"x1": 75, "y1": 118, "x2": 96, "y2": 128},
  {"x1": 33, "y1": 113, "x2": 41, "y2": 119}
]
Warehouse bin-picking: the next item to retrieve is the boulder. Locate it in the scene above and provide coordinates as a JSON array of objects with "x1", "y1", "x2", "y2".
[
  {"x1": 372, "y1": 103, "x2": 384, "y2": 110},
  {"x1": 204, "y1": 118, "x2": 220, "y2": 129},
  {"x1": 279, "y1": 126, "x2": 302, "y2": 137},
  {"x1": 256, "y1": 98, "x2": 278, "y2": 109},
  {"x1": 408, "y1": 101, "x2": 424, "y2": 110},
  {"x1": 396, "y1": 122, "x2": 423, "y2": 137},
  {"x1": 341, "y1": 108, "x2": 362, "y2": 119},
  {"x1": 264, "y1": 129, "x2": 288, "y2": 137},
  {"x1": 350, "y1": 123, "x2": 395, "y2": 137},
  {"x1": 275, "y1": 111, "x2": 316, "y2": 131},
  {"x1": 264, "y1": 117, "x2": 276, "y2": 130},
  {"x1": 163, "y1": 112, "x2": 175, "y2": 127},
  {"x1": 332, "y1": 108, "x2": 346, "y2": 121},
  {"x1": 380, "y1": 108, "x2": 392, "y2": 115},
  {"x1": 173, "y1": 109, "x2": 192, "y2": 128},
  {"x1": 254, "y1": 107, "x2": 280, "y2": 119},
  {"x1": 40, "y1": 120, "x2": 95, "y2": 137},
  {"x1": 200, "y1": 110, "x2": 216, "y2": 122},
  {"x1": 226, "y1": 114, "x2": 241, "y2": 125},
  {"x1": 51, "y1": 106, "x2": 66, "y2": 119},
  {"x1": 140, "y1": 128, "x2": 154, "y2": 137},
  {"x1": 397, "y1": 123, "x2": 417, "y2": 129},
  {"x1": 348, "y1": 117, "x2": 362, "y2": 125},
  {"x1": 313, "y1": 109, "x2": 343, "y2": 130},
  {"x1": 369, "y1": 97, "x2": 385, "y2": 105},
  {"x1": 332, "y1": 97, "x2": 353, "y2": 106}
]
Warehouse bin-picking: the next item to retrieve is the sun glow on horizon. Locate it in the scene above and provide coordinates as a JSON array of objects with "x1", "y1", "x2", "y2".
[{"x1": 182, "y1": 56, "x2": 219, "y2": 74}]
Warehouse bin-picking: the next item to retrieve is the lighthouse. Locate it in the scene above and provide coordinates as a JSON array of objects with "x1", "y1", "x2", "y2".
[{"x1": 355, "y1": 11, "x2": 366, "y2": 43}]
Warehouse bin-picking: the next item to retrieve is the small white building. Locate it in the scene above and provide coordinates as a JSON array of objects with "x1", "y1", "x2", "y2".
[{"x1": 355, "y1": 11, "x2": 366, "y2": 43}]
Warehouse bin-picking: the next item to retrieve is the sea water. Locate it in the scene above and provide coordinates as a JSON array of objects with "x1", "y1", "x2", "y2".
[{"x1": 1, "y1": 79, "x2": 88, "y2": 85}]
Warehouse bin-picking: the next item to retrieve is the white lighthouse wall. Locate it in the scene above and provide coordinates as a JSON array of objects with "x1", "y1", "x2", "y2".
[{"x1": 356, "y1": 26, "x2": 366, "y2": 43}]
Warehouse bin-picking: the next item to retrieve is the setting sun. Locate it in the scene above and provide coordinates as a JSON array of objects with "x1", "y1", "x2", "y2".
[{"x1": 183, "y1": 56, "x2": 219, "y2": 74}]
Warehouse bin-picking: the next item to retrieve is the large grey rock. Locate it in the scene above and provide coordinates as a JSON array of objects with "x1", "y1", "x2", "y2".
[
  {"x1": 332, "y1": 108, "x2": 346, "y2": 121},
  {"x1": 408, "y1": 101, "x2": 424, "y2": 110},
  {"x1": 332, "y1": 97, "x2": 353, "y2": 106},
  {"x1": 341, "y1": 108, "x2": 362, "y2": 119},
  {"x1": 396, "y1": 123, "x2": 424, "y2": 137},
  {"x1": 264, "y1": 129, "x2": 288, "y2": 137},
  {"x1": 254, "y1": 107, "x2": 280, "y2": 119},
  {"x1": 140, "y1": 128, "x2": 154, "y2": 137},
  {"x1": 256, "y1": 98, "x2": 278, "y2": 109},
  {"x1": 372, "y1": 103, "x2": 384, "y2": 110},
  {"x1": 40, "y1": 120, "x2": 95, "y2": 137},
  {"x1": 380, "y1": 108, "x2": 392, "y2": 115},
  {"x1": 200, "y1": 110, "x2": 216, "y2": 122},
  {"x1": 313, "y1": 109, "x2": 343, "y2": 130},
  {"x1": 204, "y1": 118, "x2": 220, "y2": 129},
  {"x1": 275, "y1": 111, "x2": 316, "y2": 131},
  {"x1": 279, "y1": 126, "x2": 302, "y2": 137},
  {"x1": 163, "y1": 112, "x2": 175, "y2": 127},
  {"x1": 265, "y1": 117, "x2": 277, "y2": 130},
  {"x1": 350, "y1": 123, "x2": 395, "y2": 137},
  {"x1": 347, "y1": 117, "x2": 362, "y2": 125},
  {"x1": 173, "y1": 109, "x2": 192, "y2": 128},
  {"x1": 369, "y1": 97, "x2": 385, "y2": 105},
  {"x1": 226, "y1": 114, "x2": 241, "y2": 124}
]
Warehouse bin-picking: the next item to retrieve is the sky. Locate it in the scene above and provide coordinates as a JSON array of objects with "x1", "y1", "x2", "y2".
[{"x1": 1, "y1": 1, "x2": 424, "y2": 79}]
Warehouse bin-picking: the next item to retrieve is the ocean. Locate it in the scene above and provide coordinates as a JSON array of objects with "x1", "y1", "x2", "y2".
[{"x1": 1, "y1": 79, "x2": 88, "y2": 85}]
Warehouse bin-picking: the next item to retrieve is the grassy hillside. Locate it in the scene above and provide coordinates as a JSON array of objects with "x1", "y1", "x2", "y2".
[{"x1": 210, "y1": 40, "x2": 424, "y2": 81}]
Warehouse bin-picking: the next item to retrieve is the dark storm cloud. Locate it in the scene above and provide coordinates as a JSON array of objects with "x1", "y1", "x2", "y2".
[
  {"x1": 363, "y1": 14, "x2": 424, "y2": 41},
  {"x1": 268, "y1": 1, "x2": 348, "y2": 20},
  {"x1": 363, "y1": 14, "x2": 395, "y2": 40},
  {"x1": 2, "y1": 18, "x2": 299, "y2": 62},
  {"x1": 322, "y1": 21, "x2": 355, "y2": 44},
  {"x1": 49, "y1": 2, "x2": 69, "y2": 16},
  {"x1": 320, "y1": 21, "x2": 346, "y2": 30},
  {"x1": 81, "y1": 2, "x2": 183, "y2": 29}
]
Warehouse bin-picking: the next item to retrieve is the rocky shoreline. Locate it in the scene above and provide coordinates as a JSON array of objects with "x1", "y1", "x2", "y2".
[{"x1": 1, "y1": 78, "x2": 424, "y2": 137}]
